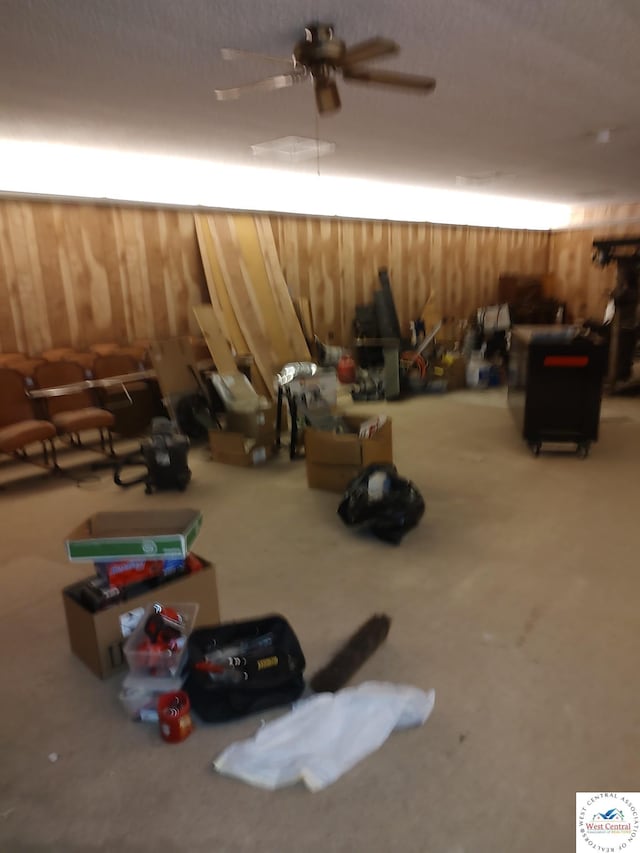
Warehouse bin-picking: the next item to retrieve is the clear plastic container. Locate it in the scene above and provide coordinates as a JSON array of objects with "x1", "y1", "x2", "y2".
[
  {"x1": 119, "y1": 668, "x2": 187, "y2": 722},
  {"x1": 123, "y1": 601, "x2": 199, "y2": 677}
]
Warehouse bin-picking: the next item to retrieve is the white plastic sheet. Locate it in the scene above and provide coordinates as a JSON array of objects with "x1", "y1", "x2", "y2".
[{"x1": 213, "y1": 681, "x2": 435, "y2": 791}]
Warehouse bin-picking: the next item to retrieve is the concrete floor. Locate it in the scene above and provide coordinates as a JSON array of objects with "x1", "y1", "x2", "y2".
[{"x1": 1, "y1": 389, "x2": 639, "y2": 853}]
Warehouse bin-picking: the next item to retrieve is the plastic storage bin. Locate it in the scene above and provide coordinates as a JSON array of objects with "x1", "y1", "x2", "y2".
[
  {"x1": 119, "y1": 668, "x2": 187, "y2": 722},
  {"x1": 123, "y1": 601, "x2": 199, "y2": 677}
]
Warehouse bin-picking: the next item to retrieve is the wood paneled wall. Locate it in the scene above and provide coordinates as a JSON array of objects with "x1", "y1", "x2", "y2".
[
  {"x1": 549, "y1": 202, "x2": 640, "y2": 322},
  {"x1": 269, "y1": 216, "x2": 550, "y2": 342},
  {"x1": 0, "y1": 197, "x2": 552, "y2": 354},
  {"x1": 0, "y1": 200, "x2": 208, "y2": 354}
]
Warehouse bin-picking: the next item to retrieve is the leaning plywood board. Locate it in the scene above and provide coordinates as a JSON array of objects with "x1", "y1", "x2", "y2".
[
  {"x1": 294, "y1": 296, "x2": 314, "y2": 345},
  {"x1": 232, "y1": 215, "x2": 292, "y2": 369},
  {"x1": 192, "y1": 304, "x2": 239, "y2": 377},
  {"x1": 194, "y1": 216, "x2": 246, "y2": 358},
  {"x1": 205, "y1": 213, "x2": 277, "y2": 400},
  {"x1": 149, "y1": 337, "x2": 201, "y2": 398},
  {"x1": 194, "y1": 215, "x2": 271, "y2": 399},
  {"x1": 254, "y1": 215, "x2": 311, "y2": 362}
]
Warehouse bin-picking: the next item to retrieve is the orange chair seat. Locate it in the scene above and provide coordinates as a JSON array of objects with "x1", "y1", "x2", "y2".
[
  {"x1": 52, "y1": 408, "x2": 115, "y2": 433},
  {"x1": 0, "y1": 419, "x2": 56, "y2": 453}
]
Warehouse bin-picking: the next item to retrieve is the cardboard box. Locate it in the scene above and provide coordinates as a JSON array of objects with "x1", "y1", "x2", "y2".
[
  {"x1": 62, "y1": 562, "x2": 219, "y2": 679},
  {"x1": 65, "y1": 509, "x2": 203, "y2": 563},
  {"x1": 304, "y1": 413, "x2": 393, "y2": 492},
  {"x1": 209, "y1": 429, "x2": 275, "y2": 467},
  {"x1": 225, "y1": 402, "x2": 277, "y2": 439}
]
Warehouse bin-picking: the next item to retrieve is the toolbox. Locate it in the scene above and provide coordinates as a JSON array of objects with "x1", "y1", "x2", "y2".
[{"x1": 508, "y1": 326, "x2": 607, "y2": 457}]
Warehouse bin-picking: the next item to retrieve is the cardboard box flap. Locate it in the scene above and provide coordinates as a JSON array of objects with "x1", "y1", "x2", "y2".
[
  {"x1": 66, "y1": 509, "x2": 203, "y2": 562},
  {"x1": 304, "y1": 414, "x2": 393, "y2": 468}
]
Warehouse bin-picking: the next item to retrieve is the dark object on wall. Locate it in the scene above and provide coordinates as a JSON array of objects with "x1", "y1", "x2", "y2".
[
  {"x1": 309, "y1": 614, "x2": 391, "y2": 694},
  {"x1": 338, "y1": 463, "x2": 425, "y2": 543},
  {"x1": 114, "y1": 418, "x2": 191, "y2": 493},
  {"x1": 509, "y1": 298, "x2": 563, "y2": 326},
  {"x1": 508, "y1": 327, "x2": 607, "y2": 457},
  {"x1": 497, "y1": 274, "x2": 565, "y2": 326},
  {"x1": 498, "y1": 274, "x2": 543, "y2": 305},
  {"x1": 354, "y1": 304, "x2": 380, "y2": 339},
  {"x1": 184, "y1": 614, "x2": 306, "y2": 723},
  {"x1": 375, "y1": 268, "x2": 403, "y2": 341},
  {"x1": 591, "y1": 240, "x2": 640, "y2": 386},
  {"x1": 592, "y1": 236, "x2": 640, "y2": 268}
]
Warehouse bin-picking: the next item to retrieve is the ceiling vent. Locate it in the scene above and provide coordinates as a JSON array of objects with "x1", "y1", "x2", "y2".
[{"x1": 251, "y1": 135, "x2": 335, "y2": 163}]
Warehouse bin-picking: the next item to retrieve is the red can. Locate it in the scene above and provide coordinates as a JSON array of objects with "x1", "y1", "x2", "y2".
[
  {"x1": 337, "y1": 353, "x2": 357, "y2": 384},
  {"x1": 157, "y1": 690, "x2": 193, "y2": 743}
]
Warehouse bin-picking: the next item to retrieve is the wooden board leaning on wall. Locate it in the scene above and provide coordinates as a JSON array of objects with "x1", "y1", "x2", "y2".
[{"x1": 193, "y1": 212, "x2": 311, "y2": 400}]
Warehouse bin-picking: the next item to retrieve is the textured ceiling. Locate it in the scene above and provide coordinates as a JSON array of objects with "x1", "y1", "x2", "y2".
[{"x1": 1, "y1": 0, "x2": 640, "y2": 204}]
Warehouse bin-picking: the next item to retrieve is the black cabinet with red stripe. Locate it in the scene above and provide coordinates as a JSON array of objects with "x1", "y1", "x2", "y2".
[{"x1": 508, "y1": 326, "x2": 608, "y2": 456}]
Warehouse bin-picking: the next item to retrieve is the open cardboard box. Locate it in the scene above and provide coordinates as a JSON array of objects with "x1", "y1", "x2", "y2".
[
  {"x1": 304, "y1": 413, "x2": 393, "y2": 492},
  {"x1": 209, "y1": 430, "x2": 275, "y2": 467},
  {"x1": 65, "y1": 509, "x2": 203, "y2": 563},
  {"x1": 224, "y1": 401, "x2": 278, "y2": 440},
  {"x1": 62, "y1": 561, "x2": 219, "y2": 679}
]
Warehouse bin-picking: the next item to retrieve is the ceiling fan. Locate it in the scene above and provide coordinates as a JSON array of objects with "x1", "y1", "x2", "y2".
[{"x1": 214, "y1": 23, "x2": 436, "y2": 115}]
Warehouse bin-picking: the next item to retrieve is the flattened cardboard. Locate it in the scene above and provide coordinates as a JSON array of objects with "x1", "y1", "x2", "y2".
[
  {"x1": 149, "y1": 337, "x2": 201, "y2": 398},
  {"x1": 65, "y1": 509, "x2": 202, "y2": 562},
  {"x1": 62, "y1": 562, "x2": 219, "y2": 679}
]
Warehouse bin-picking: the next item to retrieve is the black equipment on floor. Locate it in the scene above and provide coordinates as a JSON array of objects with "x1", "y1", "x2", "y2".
[
  {"x1": 184, "y1": 614, "x2": 306, "y2": 723},
  {"x1": 508, "y1": 326, "x2": 608, "y2": 457},
  {"x1": 114, "y1": 418, "x2": 191, "y2": 493},
  {"x1": 338, "y1": 463, "x2": 425, "y2": 542}
]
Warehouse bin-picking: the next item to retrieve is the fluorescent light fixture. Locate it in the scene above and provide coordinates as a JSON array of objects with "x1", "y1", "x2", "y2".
[{"x1": 0, "y1": 139, "x2": 571, "y2": 230}]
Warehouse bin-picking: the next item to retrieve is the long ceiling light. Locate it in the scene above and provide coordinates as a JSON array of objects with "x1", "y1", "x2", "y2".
[{"x1": 0, "y1": 139, "x2": 571, "y2": 230}]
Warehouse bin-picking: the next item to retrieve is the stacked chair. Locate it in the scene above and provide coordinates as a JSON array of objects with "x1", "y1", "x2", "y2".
[
  {"x1": 33, "y1": 360, "x2": 116, "y2": 457},
  {"x1": 0, "y1": 367, "x2": 58, "y2": 468}
]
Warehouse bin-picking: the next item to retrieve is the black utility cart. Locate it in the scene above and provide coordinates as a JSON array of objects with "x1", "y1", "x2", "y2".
[{"x1": 508, "y1": 326, "x2": 608, "y2": 457}]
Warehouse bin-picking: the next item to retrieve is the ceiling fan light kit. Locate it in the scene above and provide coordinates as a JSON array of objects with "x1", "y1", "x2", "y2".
[{"x1": 215, "y1": 22, "x2": 436, "y2": 115}]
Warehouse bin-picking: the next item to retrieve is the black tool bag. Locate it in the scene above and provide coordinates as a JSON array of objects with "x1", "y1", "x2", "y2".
[{"x1": 184, "y1": 615, "x2": 306, "y2": 723}]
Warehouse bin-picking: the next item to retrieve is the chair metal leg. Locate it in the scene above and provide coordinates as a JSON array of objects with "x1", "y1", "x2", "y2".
[{"x1": 49, "y1": 439, "x2": 59, "y2": 471}]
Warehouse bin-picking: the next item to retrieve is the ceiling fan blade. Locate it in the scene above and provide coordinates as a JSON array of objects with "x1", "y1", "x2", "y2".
[
  {"x1": 314, "y1": 79, "x2": 341, "y2": 114},
  {"x1": 214, "y1": 73, "x2": 300, "y2": 101},
  {"x1": 339, "y1": 37, "x2": 399, "y2": 67},
  {"x1": 342, "y1": 67, "x2": 436, "y2": 93},
  {"x1": 221, "y1": 47, "x2": 294, "y2": 67}
]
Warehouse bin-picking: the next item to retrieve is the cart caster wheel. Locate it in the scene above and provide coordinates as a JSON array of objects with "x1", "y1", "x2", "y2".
[{"x1": 577, "y1": 443, "x2": 590, "y2": 459}]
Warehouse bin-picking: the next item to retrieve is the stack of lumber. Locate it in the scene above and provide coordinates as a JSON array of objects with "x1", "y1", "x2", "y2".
[{"x1": 193, "y1": 213, "x2": 311, "y2": 400}]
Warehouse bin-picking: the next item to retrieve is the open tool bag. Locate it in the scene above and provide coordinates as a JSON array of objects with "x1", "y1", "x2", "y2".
[{"x1": 184, "y1": 615, "x2": 306, "y2": 723}]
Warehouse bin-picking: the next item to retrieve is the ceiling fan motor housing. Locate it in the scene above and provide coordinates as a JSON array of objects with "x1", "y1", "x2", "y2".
[{"x1": 294, "y1": 24, "x2": 346, "y2": 69}]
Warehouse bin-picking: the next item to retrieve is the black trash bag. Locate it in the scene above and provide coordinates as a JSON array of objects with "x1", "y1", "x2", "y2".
[{"x1": 337, "y1": 463, "x2": 425, "y2": 544}]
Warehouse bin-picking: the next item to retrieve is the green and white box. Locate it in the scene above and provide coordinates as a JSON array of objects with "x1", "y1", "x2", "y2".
[{"x1": 65, "y1": 509, "x2": 203, "y2": 562}]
